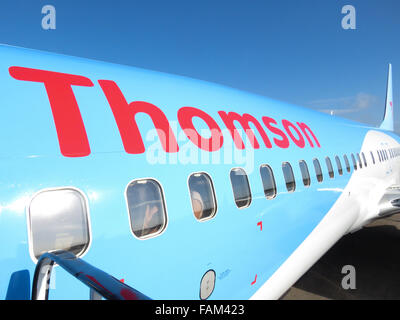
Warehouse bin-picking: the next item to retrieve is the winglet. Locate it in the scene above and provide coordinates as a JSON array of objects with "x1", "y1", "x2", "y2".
[{"x1": 380, "y1": 64, "x2": 394, "y2": 131}]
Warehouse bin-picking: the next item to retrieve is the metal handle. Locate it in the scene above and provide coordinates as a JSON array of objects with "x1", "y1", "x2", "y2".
[{"x1": 32, "y1": 250, "x2": 151, "y2": 300}]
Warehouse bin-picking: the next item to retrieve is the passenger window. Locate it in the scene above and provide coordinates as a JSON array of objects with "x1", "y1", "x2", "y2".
[
  {"x1": 313, "y1": 158, "x2": 323, "y2": 182},
  {"x1": 361, "y1": 152, "x2": 367, "y2": 167},
  {"x1": 325, "y1": 157, "x2": 334, "y2": 178},
  {"x1": 351, "y1": 153, "x2": 357, "y2": 170},
  {"x1": 230, "y1": 168, "x2": 252, "y2": 208},
  {"x1": 126, "y1": 179, "x2": 167, "y2": 238},
  {"x1": 370, "y1": 151, "x2": 375, "y2": 164},
  {"x1": 282, "y1": 162, "x2": 296, "y2": 192},
  {"x1": 378, "y1": 150, "x2": 381, "y2": 162},
  {"x1": 343, "y1": 154, "x2": 351, "y2": 173},
  {"x1": 356, "y1": 153, "x2": 362, "y2": 168},
  {"x1": 189, "y1": 172, "x2": 218, "y2": 219},
  {"x1": 335, "y1": 156, "x2": 343, "y2": 175},
  {"x1": 260, "y1": 164, "x2": 277, "y2": 199},
  {"x1": 28, "y1": 187, "x2": 91, "y2": 261},
  {"x1": 299, "y1": 160, "x2": 311, "y2": 187}
]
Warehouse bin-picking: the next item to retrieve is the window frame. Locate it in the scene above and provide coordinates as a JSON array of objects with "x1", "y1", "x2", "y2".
[
  {"x1": 187, "y1": 171, "x2": 219, "y2": 221},
  {"x1": 282, "y1": 162, "x2": 296, "y2": 192},
  {"x1": 361, "y1": 152, "x2": 367, "y2": 167},
  {"x1": 356, "y1": 153, "x2": 362, "y2": 168},
  {"x1": 325, "y1": 156, "x2": 335, "y2": 179},
  {"x1": 260, "y1": 164, "x2": 277, "y2": 199},
  {"x1": 313, "y1": 158, "x2": 324, "y2": 183},
  {"x1": 27, "y1": 186, "x2": 92, "y2": 263},
  {"x1": 299, "y1": 160, "x2": 311, "y2": 187},
  {"x1": 343, "y1": 154, "x2": 351, "y2": 173},
  {"x1": 229, "y1": 167, "x2": 252, "y2": 209},
  {"x1": 351, "y1": 153, "x2": 357, "y2": 170},
  {"x1": 335, "y1": 155, "x2": 343, "y2": 176},
  {"x1": 125, "y1": 177, "x2": 169, "y2": 239}
]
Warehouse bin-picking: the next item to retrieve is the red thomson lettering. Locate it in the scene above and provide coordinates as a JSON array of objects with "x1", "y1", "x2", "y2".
[
  {"x1": 8, "y1": 66, "x2": 93, "y2": 157},
  {"x1": 262, "y1": 116, "x2": 290, "y2": 149},
  {"x1": 98, "y1": 80, "x2": 179, "y2": 154},
  {"x1": 218, "y1": 111, "x2": 273, "y2": 150},
  {"x1": 178, "y1": 107, "x2": 224, "y2": 151},
  {"x1": 296, "y1": 122, "x2": 321, "y2": 148},
  {"x1": 282, "y1": 119, "x2": 306, "y2": 148},
  {"x1": 9, "y1": 67, "x2": 321, "y2": 157}
]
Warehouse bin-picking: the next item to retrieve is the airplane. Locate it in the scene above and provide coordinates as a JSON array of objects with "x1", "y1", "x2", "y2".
[{"x1": 0, "y1": 43, "x2": 397, "y2": 300}]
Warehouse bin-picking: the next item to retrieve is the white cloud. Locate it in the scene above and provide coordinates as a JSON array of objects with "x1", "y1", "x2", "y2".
[{"x1": 306, "y1": 92, "x2": 379, "y2": 115}]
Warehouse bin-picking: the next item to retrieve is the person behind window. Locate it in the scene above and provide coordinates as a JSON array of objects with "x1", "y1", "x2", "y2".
[
  {"x1": 128, "y1": 180, "x2": 164, "y2": 238},
  {"x1": 191, "y1": 190, "x2": 205, "y2": 220}
]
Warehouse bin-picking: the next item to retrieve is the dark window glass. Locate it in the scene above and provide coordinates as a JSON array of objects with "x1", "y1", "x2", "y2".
[
  {"x1": 189, "y1": 173, "x2": 218, "y2": 220},
  {"x1": 127, "y1": 179, "x2": 167, "y2": 238},
  {"x1": 335, "y1": 156, "x2": 343, "y2": 175},
  {"x1": 343, "y1": 154, "x2": 351, "y2": 173},
  {"x1": 299, "y1": 160, "x2": 311, "y2": 187},
  {"x1": 378, "y1": 150, "x2": 381, "y2": 162},
  {"x1": 356, "y1": 153, "x2": 362, "y2": 168},
  {"x1": 351, "y1": 153, "x2": 357, "y2": 170},
  {"x1": 325, "y1": 157, "x2": 334, "y2": 178},
  {"x1": 370, "y1": 151, "x2": 375, "y2": 164},
  {"x1": 282, "y1": 162, "x2": 296, "y2": 192},
  {"x1": 28, "y1": 188, "x2": 91, "y2": 260},
  {"x1": 230, "y1": 168, "x2": 252, "y2": 208},
  {"x1": 361, "y1": 152, "x2": 367, "y2": 167},
  {"x1": 260, "y1": 164, "x2": 277, "y2": 199},
  {"x1": 313, "y1": 158, "x2": 323, "y2": 182}
]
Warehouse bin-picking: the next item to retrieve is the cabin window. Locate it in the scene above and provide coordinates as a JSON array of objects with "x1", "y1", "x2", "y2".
[
  {"x1": 126, "y1": 179, "x2": 167, "y2": 238},
  {"x1": 361, "y1": 152, "x2": 367, "y2": 167},
  {"x1": 313, "y1": 158, "x2": 323, "y2": 182},
  {"x1": 230, "y1": 168, "x2": 252, "y2": 208},
  {"x1": 335, "y1": 156, "x2": 343, "y2": 176},
  {"x1": 282, "y1": 162, "x2": 296, "y2": 192},
  {"x1": 378, "y1": 150, "x2": 381, "y2": 162},
  {"x1": 299, "y1": 160, "x2": 311, "y2": 187},
  {"x1": 189, "y1": 172, "x2": 218, "y2": 220},
  {"x1": 325, "y1": 157, "x2": 334, "y2": 178},
  {"x1": 351, "y1": 153, "x2": 357, "y2": 170},
  {"x1": 28, "y1": 187, "x2": 91, "y2": 261},
  {"x1": 356, "y1": 153, "x2": 362, "y2": 168},
  {"x1": 260, "y1": 164, "x2": 277, "y2": 199},
  {"x1": 343, "y1": 154, "x2": 351, "y2": 173},
  {"x1": 370, "y1": 151, "x2": 375, "y2": 164}
]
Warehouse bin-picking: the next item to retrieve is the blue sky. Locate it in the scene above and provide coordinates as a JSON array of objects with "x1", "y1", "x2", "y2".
[{"x1": 1, "y1": 0, "x2": 399, "y2": 132}]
